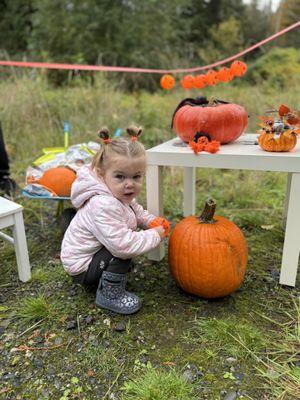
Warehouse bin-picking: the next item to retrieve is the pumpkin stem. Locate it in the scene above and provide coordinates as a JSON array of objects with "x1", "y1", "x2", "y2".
[
  {"x1": 198, "y1": 198, "x2": 216, "y2": 223},
  {"x1": 209, "y1": 97, "x2": 230, "y2": 106}
]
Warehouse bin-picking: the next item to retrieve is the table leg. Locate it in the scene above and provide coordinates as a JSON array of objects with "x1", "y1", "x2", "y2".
[
  {"x1": 146, "y1": 165, "x2": 165, "y2": 261},
  {"x1": 56, "y1": 200, "x2": 65, "y2": 218},
  {"x1": 282, "y1": 172, "x2": 292, "y2": 228},
  {"x1": 280, "y1": 173, "x2": 300, "y2": 287},
  {"x1": 13, "y1": 211, "x2": 31, "y2": 282},
  {"x1": 183, "y1": 167, "x2": 196, "y2": 217}
]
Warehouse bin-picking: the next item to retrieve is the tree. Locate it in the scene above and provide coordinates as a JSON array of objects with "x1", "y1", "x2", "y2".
[
  {"x1": 273, "y1": 0, "x2": 300, "y2": 47},
  {"x1": 0, "y1": 0, "x2": 35, "y2": 57},
  {"x1": 197, "y1": 16, "x2": 244, "y2": 64}
]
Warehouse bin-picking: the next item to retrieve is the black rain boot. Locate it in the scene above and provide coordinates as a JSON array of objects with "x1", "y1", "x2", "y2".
[{"x1": 95, "y1": 270, "x2": 141, "y2": 315}]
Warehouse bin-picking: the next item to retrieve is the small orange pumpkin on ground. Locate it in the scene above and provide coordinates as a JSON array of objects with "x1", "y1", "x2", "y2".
[
  {"x1": 168, "y1": 199, "x2": 248, "y2": 299},
  {"x1": 29, "y1": 167, "x2": 76, "y2": 197}
]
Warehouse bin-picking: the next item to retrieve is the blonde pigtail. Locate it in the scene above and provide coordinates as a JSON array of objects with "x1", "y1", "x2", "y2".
[{"x1": 126, "y1": 126, "x2": 142, "y2": 141}]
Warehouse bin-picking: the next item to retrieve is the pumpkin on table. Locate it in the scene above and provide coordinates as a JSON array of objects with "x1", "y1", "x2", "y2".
[
  {"x1": 257, "y1": 104, "x2": 300, "y2": 152},
  {"x1": 171, "y1": 96, "x2": 248, "y2": 144},
  {"x1": 168, "y1": 199, "x2": 248, "y2": 299},
  {"x1": 258, "y1": 130, "x2": 298, "y2": 152}
]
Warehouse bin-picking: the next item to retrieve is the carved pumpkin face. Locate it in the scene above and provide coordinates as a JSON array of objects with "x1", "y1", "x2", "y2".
[{"x1": 171, "y1": 96, "x2": 248, "y2": 144}]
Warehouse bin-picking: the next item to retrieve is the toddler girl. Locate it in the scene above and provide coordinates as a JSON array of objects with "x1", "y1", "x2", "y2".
[{"x1": 61, "y1": 127, "x2": 168, "y2": 315}]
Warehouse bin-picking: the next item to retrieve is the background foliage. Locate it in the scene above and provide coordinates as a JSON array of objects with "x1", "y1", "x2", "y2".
[{"x1": 0, "y1": 0, "x2": 299, "y2": 88}]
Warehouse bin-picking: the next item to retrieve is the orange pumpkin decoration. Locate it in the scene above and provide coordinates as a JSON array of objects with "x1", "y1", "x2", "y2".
[
  {"x1": 230, "y1": 60, "x2": 247, "y2": 77},
  {"x1": 30, "y1": 167, "x2": 76, "y2": 197},
  {"x1": 180, "y1": 75, "x2": 194, "y2": 90},
  {"x1": 205, "y1": 69, "x2": 219, "y2": 86},
  {"x1": 149, "y1": 217, "x2": 171, "y2": 237},
  {"x1": 257, "y1": 104, "x2": 300, "y2": 152},
  {"x1": 160, "y1": 74, "x2": 175, "y2": 90},
  {"x1": 193, "y1": 74, "x2": 207, "y2": 89},
  {"x1": 168, "y1": 199, "x2": 248, "y2": 298},
  {"x1": 278, "y1": 104, "x2": 300, "y2": 126},
  {"x1": 217, "y1": 67, "x2": 233, "y2": 82},
  {"x1": 171, "y1": 96, "x2": 248, "y2": 144},
  {"x1": 258, "y1": 131, "x2": 298, "y2": 152}
]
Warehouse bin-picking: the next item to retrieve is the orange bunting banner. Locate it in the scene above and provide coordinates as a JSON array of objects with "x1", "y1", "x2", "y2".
[{"x1": 160, "y1": 60, "x2": 248, "y2": 90}]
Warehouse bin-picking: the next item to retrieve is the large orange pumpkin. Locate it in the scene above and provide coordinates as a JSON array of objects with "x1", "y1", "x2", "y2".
[
  {"x1": 168, "y1": 199, "x2": 248, "y2": 298},
  {"x1": 31, "y1": 167, "x2": 76, "y2": 197},
  {"x1": 171, "y1": 96, "x2": 248, "y2": 144}
]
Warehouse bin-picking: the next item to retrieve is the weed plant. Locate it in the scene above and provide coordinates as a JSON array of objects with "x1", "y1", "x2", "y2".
[
  {"x1": 16, "y1": 294, "x2": 54, "y2": 322},
  {"x1": 121, "y1": 365, "x2": 196, "y2": 400}
]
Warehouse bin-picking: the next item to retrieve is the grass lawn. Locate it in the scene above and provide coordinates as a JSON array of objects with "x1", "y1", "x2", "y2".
[{"x1": 0, "y1": 75, "x2": 299, "y2": 399}]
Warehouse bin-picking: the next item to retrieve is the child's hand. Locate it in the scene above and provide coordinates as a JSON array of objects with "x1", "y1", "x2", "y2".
[
  {"x1": 149, "y1": 217, "x2": 171, "y2": 237},
  {"x1": 154, "y1": 225, "x2": 165, "y2": 239}
]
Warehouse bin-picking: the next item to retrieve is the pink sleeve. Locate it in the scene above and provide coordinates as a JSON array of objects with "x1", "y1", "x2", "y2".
[
  {"x1": 131, "y1": 201, "x2": 157, "y2": 229},
  {"x1": 91, "y1": 200, "x2": 161, "y2": 259}
]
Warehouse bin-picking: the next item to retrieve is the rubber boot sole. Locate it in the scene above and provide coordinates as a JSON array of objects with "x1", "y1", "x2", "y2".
[{"x1": 95, "y1": 299, "x2": 141, "y2": 315}]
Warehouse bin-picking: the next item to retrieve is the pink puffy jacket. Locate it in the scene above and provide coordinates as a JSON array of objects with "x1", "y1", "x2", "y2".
[{"x1": 60, "y1": 165, "x2": 161, "y2": 275}]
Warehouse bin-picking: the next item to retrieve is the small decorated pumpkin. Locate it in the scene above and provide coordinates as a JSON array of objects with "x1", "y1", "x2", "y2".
[
  {"x1": 258, "y1": 131, "x2": 298, "y2": 152},
  {"x1": 30, "y1": 167, "x2": 76, "y2": 197},
  {"x1": 257, "y1": 104, "x2": 300, "y2": 152},
  {"x1": 168, "y1": 199, "x2": 248, "y2": 298},
  {"x1": 171, "y1": 96, "x2": 248, "y2": 144}
]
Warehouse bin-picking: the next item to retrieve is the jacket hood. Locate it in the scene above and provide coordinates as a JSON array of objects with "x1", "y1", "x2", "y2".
[{"x1": 71, "y1": 164, "x2": 111, "y2": 208}]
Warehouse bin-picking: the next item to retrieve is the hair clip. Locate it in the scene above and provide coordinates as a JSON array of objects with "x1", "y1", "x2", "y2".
[
  {"x1": 98, "y1": 128, "x2": 110, "y2": 144},
  {"x1": 127, "y1": 126, "x2": 142, "y2": 142}
]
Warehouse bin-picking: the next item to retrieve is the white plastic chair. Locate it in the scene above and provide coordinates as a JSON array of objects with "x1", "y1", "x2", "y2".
[{"x1": 0, "y1": 196, "x2": 31, "y2": 282}]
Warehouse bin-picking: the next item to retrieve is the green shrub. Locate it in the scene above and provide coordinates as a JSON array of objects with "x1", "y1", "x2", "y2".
[{"x1": 248, "y1": 47, "x2": 300, "y2": 88}]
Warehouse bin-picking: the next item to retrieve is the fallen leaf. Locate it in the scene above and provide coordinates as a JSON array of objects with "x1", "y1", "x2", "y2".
[
  {"x1": 261, "y1": 225, "x2": 274, "y2": 230},
  {"x1": 87, "y1": 369, "x2": 95, "y2": 377}
]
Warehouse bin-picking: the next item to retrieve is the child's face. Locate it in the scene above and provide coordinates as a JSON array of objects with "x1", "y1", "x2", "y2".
[{"x1": 102, "y1": 155, "x2": 146, "y2": 204}]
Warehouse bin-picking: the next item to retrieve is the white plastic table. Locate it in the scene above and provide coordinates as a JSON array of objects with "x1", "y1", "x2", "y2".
[{"x1": 146, "y1": 134, "x2": 300, "y2": 287}]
